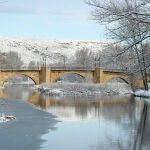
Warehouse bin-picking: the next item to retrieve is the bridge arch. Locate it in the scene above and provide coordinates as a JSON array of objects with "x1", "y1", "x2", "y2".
[
  {"x1": 106, "y1": 77, "x2": 129, "y2": 84},
  {"x1": 3, "y1": 74, "x2": 37, "y2": 85},
  {"x1": 52, "y1": 72, "x2": 87, "y2": 83},
  {"x1": 0, "y1": 70, "x2": 40, "y2": 86}
]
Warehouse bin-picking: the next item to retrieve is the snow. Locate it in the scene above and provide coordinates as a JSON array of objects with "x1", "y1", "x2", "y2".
[
  {"x1": 38, "y1": 83, "x2": 132, "y2": 97},
  {"x1": 0, "y1": 113, "x2": 15, "y2": 123},
  {"x1": 134, "y1": 90, "x2": 150, "y2": 98},
  {"x1": 0, "y1": 36, "x2": 109, "y2": 65}
]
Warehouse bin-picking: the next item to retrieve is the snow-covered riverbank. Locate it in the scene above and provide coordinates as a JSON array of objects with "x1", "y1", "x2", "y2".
[
  {"x1": 134, "y1": 90, "x2": 150, "y2": 98},
  {"x1": 37, "y1": 83, "x2": 132, "y2": 97}
]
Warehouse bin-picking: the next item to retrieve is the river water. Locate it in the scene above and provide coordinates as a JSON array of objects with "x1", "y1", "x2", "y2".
[{"x1": 0, "y1": 85, "x2": 149, "y2": 150}]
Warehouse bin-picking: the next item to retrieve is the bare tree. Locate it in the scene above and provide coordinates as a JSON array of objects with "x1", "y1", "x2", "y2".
[
  {"x1": 28, "y1": 61, "x2": 37, "y2": 68},
  {"x1": 0, "y1": 51, "x2": 24, "y2": 69},
  {"x1": 86, "y1": 0, "x2": 150, "y2": 90},
  {"x1": 55, "y1": 53, "x2": 68, "y2": 67},
  {"x1": 6, "y1": 51, "x2": 23, "y2": 69},
  {"x1": 75, "y1": 47, "x2": 94, "y2": 68},
  {"x1": 95, "y1": 44, "x2": 131, "y2": 70},
  {"x1": 86, "y1": 0, "x2": 150, "y2": 26}
]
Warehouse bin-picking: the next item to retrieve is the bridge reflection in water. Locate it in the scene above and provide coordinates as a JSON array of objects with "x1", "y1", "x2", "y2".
[
  {"x1": 0, "y1": 85, "x2": 149, "y2": 149},
  {"x1": 0, "y1": 85, "x2": 144, "y2": 121}
]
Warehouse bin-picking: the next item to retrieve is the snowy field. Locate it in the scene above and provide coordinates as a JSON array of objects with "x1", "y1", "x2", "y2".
[{"x1": 37, "y1": 83, "x2": 132, "y2": 97}]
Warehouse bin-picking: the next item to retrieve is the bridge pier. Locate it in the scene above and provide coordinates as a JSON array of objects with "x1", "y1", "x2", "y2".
[
  {"x1": 93, "y1": 68, "x2": 104, "y2": 83},
  {"x1": 39, "y1": 67, "x2": 51, "y2": 84}
]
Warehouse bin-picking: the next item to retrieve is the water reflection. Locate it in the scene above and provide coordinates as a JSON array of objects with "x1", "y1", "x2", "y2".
[
  {"x1": 1, "y1": 85, "x2": 142, "y2": 121},
  {"x1": 0, "y1": 89, "x2": 57, "y2": 150},
  {"x1": 0, "y1": 85, "x2": 147, "y2": 150},
  {"x1": 135, "y1": 97, "x2": 150, "y2": 150}
]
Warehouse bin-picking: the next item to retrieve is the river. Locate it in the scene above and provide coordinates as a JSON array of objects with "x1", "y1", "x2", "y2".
[{"x1": 0, "y1": 85, "x2": 149, "y2": 150}]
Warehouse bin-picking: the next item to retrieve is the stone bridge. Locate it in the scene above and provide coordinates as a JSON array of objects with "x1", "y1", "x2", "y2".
[{"x1": 0, "y1": 67, "x2": 149, "y2": 88}]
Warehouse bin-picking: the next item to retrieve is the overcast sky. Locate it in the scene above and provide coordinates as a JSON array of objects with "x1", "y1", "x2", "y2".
[{"x1": 0, "y1": 0, "x2": 107, "y2": 41}]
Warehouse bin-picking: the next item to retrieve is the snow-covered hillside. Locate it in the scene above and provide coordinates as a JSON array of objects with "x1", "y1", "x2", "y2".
[{"x1": 0, "y1": 36, "x2": 109, "y2": 65}]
